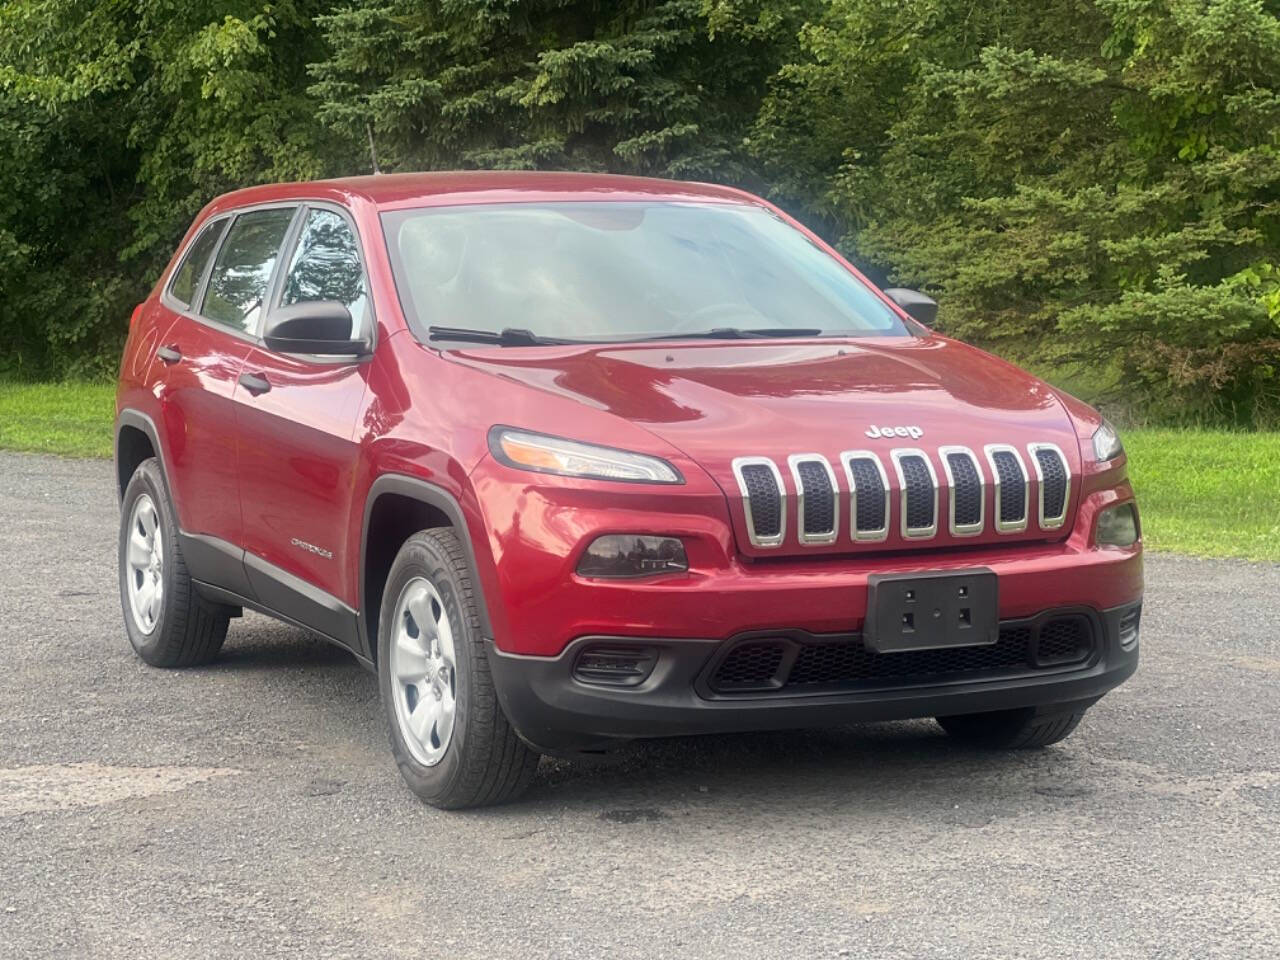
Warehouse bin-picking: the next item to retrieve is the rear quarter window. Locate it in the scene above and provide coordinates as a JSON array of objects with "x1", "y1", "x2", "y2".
[{"x1": 168, "y1": 219, "x2": 226, "y2": 308}]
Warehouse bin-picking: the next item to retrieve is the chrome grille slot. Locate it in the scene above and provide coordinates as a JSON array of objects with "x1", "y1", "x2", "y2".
[
  {"x1": 985, "y1": 445, "x2": 1029, "y2": 533},
  {"x1": 788, "y1": 454, "x2": 838, "y2": 545},
  {"x1": 939, "y1": 446, "x2": 984, "y2": 536},
  {"x1": 1029, "y1": 443, "x2": 1070, "y2": 529},
  {"x1": 840, "y1": 451, "x2": 890, "y2": 542},
  {"x1": 891, "y1": 449, "x2": 938, "y2": 539},
  {"x1": 732, "y1": 457, "x2": 786, "y2": 548}
]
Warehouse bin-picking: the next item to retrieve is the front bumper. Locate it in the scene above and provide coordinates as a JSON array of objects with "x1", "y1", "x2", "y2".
[{"x1": 488, "y1": 602, "x2": 1141, "y2": 754}]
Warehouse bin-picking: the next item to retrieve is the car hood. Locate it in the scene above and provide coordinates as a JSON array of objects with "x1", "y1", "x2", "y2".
[
  {"x1": 448, "y1": 335, "x2": 1081, "y2": 555},
  {"x1": 448, "y1": 335, "x2": 1073, "y2": 455}
]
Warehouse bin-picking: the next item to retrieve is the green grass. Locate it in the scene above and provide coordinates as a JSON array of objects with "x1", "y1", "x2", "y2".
[
  {"x1": 0, "y1": 382, "x2": 1276, "y2": 562},
  {"x1": 0, "y1": 381, "x2": 115, "y2": 459},
  {"x1": 1124, "y1": 429, "x2": 1280, "y2": 563}
]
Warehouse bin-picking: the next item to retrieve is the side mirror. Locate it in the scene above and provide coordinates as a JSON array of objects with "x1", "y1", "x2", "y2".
[
  {"x1": 262, "y1": 301, "x2": 369, "y2": 356},
  {"x1": 884, "y1": 288, "x2": 939, "y2": 327}
]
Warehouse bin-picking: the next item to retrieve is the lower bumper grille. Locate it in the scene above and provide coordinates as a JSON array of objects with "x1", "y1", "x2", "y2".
[{"x1": 707, "y1": 613, "x2": 1096, "y2": 695}]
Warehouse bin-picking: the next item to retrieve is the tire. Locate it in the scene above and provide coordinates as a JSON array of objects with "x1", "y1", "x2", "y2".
[
  {"x1": 936, "y1": 706, "x2": 1086, "y2": 749},
  {"x1": 378, "y1": 528, "x2": 539, "y2": 809},
  {"x1": 118, "y1": 458, "x2": 229, "y2": 667}
]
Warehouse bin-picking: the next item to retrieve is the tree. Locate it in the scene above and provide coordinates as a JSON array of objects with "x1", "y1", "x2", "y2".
[
  {"x1": 0, "y1": 1, "x2": 350, "y2": 378},
  {"x1": 751, "y1": 0, "x2": 1280, "y2": 425},
  {"x1": 308, "y1": 0, "x2": 810, "y2": 182}
]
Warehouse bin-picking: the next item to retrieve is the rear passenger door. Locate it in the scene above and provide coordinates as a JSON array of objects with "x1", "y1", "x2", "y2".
[
  {"x1": 152, "y1": 206, "x2": 296, "y2": 575},
  {"x1": 233, "y1": 205, "x2": 373, "y2": 647}
]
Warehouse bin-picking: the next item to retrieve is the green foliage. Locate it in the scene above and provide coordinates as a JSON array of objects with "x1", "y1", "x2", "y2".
[
  {"x1": 1124, "y1": 427, "x2": 1280, "y2": 562},
  {"x1": 1, "y1": 0, "x2": 1277, "y2": 425},
  {"x1": 751, "y1": 0, "x2": 1280, "y2": 426},
  {"x1": 0, "y1": 1, "x2": 354, "y2": 379},
  {"x1": 0, "y1": 380, "x2": 115, "y2": 457},
  {"x1": 307, "y1": 0, "x2": 809, "y2": 179}
]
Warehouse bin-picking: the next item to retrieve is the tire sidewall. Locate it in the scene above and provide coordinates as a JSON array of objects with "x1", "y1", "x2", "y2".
[
  {"x1": 378, "y1": 534, "x2": 475, "y2": 802},
  {"x1": 118, "y1": 459, "x2": 177, "y2": 660}
]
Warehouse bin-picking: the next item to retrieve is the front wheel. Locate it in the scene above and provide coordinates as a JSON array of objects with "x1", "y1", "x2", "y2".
[
  {"x1": 936, "y1": 706, "x2": 1086, "y2": 748},
  {"x1": 378, "y1": 528, "x2": 539, "y2": 809}
]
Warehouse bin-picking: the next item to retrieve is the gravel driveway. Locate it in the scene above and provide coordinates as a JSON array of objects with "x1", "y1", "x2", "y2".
[{"x1": 1, "y1": 452, "x2": 1276, "y2": 959}]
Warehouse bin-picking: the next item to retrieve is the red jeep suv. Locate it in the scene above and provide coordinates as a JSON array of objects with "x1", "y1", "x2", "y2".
[{"x1": 116, "y1": 172, "x2": 1142, "y2": 808}]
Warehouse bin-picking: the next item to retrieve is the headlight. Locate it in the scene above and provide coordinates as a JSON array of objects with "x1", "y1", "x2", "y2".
[
  {"x1": 1091, "y1": 420, "x2": 1124, "y2": 461},
  {"x1": 489, "y1": 428, "x2": 682, "y2": 483},
  {"x1": 1096, "y1": 502, "x2": 1139, "y2": 547}
]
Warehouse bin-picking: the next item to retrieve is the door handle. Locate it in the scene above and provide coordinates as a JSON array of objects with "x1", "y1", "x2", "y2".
[
  {"x1": 238, "y1": 372, "x2": 271, "y2": 396},
  {"x1": 156, "y1": 345, "x2": 182, "y2": 364}
]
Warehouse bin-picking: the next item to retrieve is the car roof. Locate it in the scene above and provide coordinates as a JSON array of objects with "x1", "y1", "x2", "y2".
[{"x1": 203, "y1": 170, "x2": 763, "y2": 215}]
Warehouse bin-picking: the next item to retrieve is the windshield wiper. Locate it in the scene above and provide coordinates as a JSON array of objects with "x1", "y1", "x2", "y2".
[
  {"x1": 634, "y1": 327, "x2": 825, "y2": 341},
  {"x1": 427, "y1": 324, "x2": 826, "y2": 347},
  {"x1": 427, "y1": 325, "x2": 576, "y2": 346}
]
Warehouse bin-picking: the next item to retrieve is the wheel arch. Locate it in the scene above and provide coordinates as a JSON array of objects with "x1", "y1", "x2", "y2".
[
  {"x1": 360, "y1": 474, "x2": 496, "y2": 662},
  {"x1": 115, "y1": 409, "x2": 168, "y2": 505}
]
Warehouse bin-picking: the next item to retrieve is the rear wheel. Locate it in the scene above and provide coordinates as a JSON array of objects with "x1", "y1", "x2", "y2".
[
  {"x1": 936, "y1": 706, "x2": 1086, "y2": 748},
  {"x1": 378, "y1": 528, "x2": 539, "y2": 809},
  {"x1": 118, "y1": 458, "x2": 229, "y2": 667}
]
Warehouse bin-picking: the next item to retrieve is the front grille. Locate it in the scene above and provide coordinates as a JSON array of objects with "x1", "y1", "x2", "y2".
[
  {"x1": 791, "y1": 456, "x2": 837, "y2": 542},
  {"x1": 1034, "y1": 615, "x2": 1091, "y2": 664},
  {"x1": 734, "y1": 442, "x2": 1070, "y2": 548},
  {"x1": 712, "y1": 641, "x2": 785, "y2": 689},
  {"x1": 845, "y1": 455, "x2": 888, "y2": 538},
  {"x1": 1032, "y1": 445, "x2": 1069, "y2": 527},
  {"x1": 945, "y1": 450, "x2": 983, "y2": 530},
  {"x1": 989, "y1": 448, "x2": 1028, "y2": 529},
  {"x1": 707, "y1": 614, "x2": 1096, "y2": 694},
  {"x1": 897, "y1": 454, "x2": 936, "y2": 533},
  {"x1": 734, "y1": 459, "x2": 784, "y2": 545}
]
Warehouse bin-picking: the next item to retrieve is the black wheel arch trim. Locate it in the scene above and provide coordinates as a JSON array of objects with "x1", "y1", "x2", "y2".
[
  {"x1": 359, "y1": 473, "x2": 497, "y2": 655},
  {"x1": 115, "y1": 408, "x2": 170, "y2": 505}
]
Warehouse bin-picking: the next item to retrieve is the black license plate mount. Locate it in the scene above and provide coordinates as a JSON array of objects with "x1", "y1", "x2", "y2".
[{"x1": 864, "y1": 569, "x2": 998, "y2": 653}]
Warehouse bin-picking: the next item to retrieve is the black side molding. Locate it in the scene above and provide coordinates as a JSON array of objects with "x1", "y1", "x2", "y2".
[
  {"x1": 243, "y1": 550, "x2": 360, "y2": 649},
  {"x1": 179, "y1": 530, "x2": 362, "y2": 656},
  {"x1": 180, "y1": 532, "x2": 254, "y2": 599}
]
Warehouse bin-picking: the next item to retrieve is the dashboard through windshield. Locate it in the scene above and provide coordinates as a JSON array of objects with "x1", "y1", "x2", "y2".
[{"x1": 380, "y1": 201, "x2": 912, "y2": 344}]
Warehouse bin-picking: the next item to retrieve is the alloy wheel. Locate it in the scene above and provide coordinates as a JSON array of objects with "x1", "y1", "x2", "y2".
[
  {"x1": 389, "y1": 577, "x2": 458, "y2": 766},
  {"x1": 125, "y1": 493, "x2": 164, "y2": 634}
]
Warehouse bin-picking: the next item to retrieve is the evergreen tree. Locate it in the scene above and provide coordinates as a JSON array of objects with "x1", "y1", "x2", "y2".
[
  {"x1": 308, "y1": 0, "x2": 807, "y2": 181},
  {"x1": 751, "y1": 0, "x2": 1280, "y2": 424}
]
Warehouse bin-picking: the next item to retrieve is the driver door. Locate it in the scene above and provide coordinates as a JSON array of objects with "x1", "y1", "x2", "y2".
[{"x1": 233, "y1": 205, "x2": 374, "y2": 648}]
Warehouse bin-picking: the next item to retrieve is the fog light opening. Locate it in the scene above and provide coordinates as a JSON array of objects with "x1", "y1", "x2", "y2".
[
  {"x1": 576, "y1": 535, "x2": 688, "y2": 579},
  {"x1": 1095, "y1": 502, "x2": 1139, "y2": 548},
  {"x1": 1119, "y1": 606, "x2": 1141, "y2": 649},
  {"x1": 573, "y1": 645, "x2": 659, "y2": 687}
]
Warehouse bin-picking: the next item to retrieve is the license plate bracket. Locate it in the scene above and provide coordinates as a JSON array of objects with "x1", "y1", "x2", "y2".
[{"x1": 865, "y1": 569, "x2": 998, "y2": 653}]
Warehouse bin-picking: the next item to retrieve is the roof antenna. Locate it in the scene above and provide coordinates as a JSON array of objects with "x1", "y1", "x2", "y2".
[{"x1": 366, "y1": 122, "x2": 382, "y2": 175}]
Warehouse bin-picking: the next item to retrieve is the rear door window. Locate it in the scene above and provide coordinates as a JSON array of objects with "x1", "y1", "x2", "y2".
[
  {"x1": 200, "y1": 207, "x2": 296, "y2": 334},
  {"x1": 279, "y1": 208, "x2": 369, "y2": 339},
  {"x1": 168, "y1": 219, "x2": 226, "y2": 308}
]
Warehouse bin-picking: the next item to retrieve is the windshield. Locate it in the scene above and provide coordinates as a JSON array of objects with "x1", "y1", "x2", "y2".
[{"x1": 381, "y1": 201, "x2": 911, "y2": 343}]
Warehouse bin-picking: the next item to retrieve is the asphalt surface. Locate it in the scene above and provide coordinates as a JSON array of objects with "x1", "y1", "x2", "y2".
[{"x1": 0, "y1": 451, "x2": 1277, "y2": 959}]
